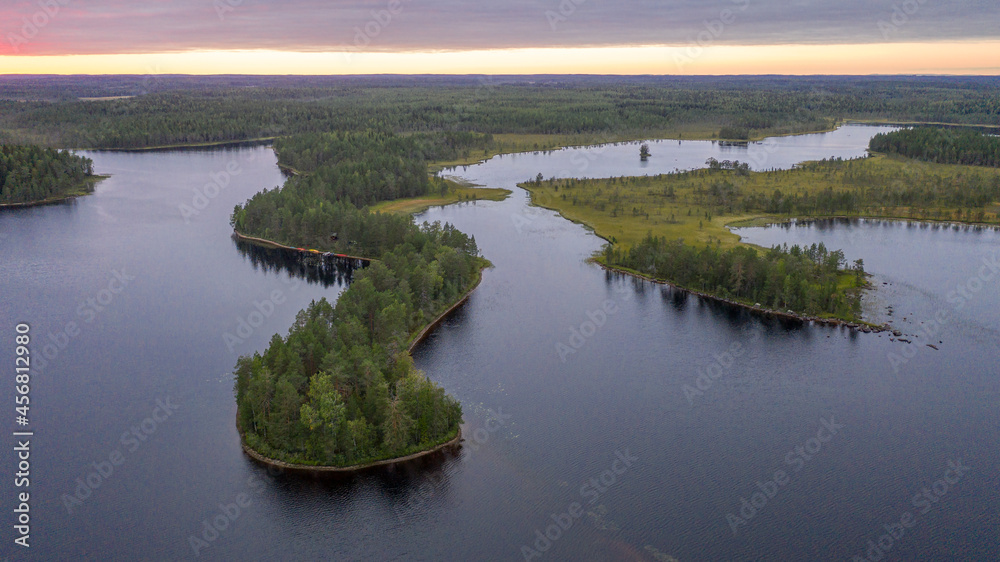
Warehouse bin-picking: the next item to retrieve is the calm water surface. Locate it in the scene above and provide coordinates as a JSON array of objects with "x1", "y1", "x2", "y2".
[{"x1": 1, "y1": 126, "x2": 997, "y2": 561}]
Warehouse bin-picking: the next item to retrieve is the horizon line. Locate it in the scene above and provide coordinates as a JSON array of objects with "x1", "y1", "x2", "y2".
[
  {"x1": 3, "y1": 72, "x2": 1000, "y2": 78},
  {"x1": 2, "y1": 43, "x2": 999, "y2": 76}
]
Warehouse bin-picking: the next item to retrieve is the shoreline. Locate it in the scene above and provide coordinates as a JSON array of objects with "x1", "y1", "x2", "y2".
[
  {"x1": 240, "y1": 427, "x2": 462, "y2": 475},
  {"x1": 0, "y1": 175, "x2": 110, "y2": 209},
  {"x1": 232, "y1": 230, "x2": 374, "y2": 263},
  {"x1": 517, "y1": 146, "x2": 999, "y2": 331},
  {"x1": 233, "y1": 227, "x2": 488, "y2": 352},
  {"x1": 234, "y1": 234, "x2": 487, "y2": 473},
  {"x1": 727, "y1": 214, "x2": 1000, "y2": 232},
  {"x1": 430, "y1": 123, "x2": 845, "y2": 172},
  {"x1": 76, "y1": 137, "x2": 278, "y2": 152},
  {"x1": 846, "y1": 119, "x2": 1000, "y2": 132},
  {"x1": 518, "y1": 187, "x2": 886, "y2": 330},
  {"x1": 407, "y1": 264, "x2": 486, "y2": 353},
  {"x1": 55, "y1": 118, "x2": 995, "y2": 158},
  {"x1": 593, "y1": 259, "x2": 888, "y2": 333},
  {"x1": 237, "y1": 259, "x2": 483, "y2": 474},
  {"x1": 276, "y1": 162, "x2": 302, "y2": 176},
  {"x1": 0, "y1": 194, "x2": 85, "y2": 209}
]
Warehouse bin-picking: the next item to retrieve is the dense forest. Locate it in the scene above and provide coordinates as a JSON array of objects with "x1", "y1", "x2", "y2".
[
  {"x1": 274, "y1": 130, "x2": 493, "y2": 176},
  {"x1": 605, "y1": 236, "x2": 865, "y2": 319},
  {"x1": 2, "y1": 75, "x2": 999, "y2": 149},
  {"x1": 234, "y1": 225, "x2": 478, "y2": 466},
  {"x1": 232, "y1": 130, "x2": 489, "y2": 253},
  {"x1": 0, "y1": 144, "x2": 95, "y2": 205},
  {"x1": 869, "y1": 127, "x2": 1000, "y2": 167},
  {"x1": 233, "y1": 131, "x2": 485, "y2": 466}
]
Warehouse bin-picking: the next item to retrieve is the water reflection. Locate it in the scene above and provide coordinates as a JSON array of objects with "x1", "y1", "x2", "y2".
[{"x1": 233, "y1": 237, "x2": 362, "y2": 288}]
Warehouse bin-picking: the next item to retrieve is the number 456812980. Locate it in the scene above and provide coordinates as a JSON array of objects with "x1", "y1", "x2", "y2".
[{"x1": 15, "y1": 323, "x2": 30, "y2": 421}]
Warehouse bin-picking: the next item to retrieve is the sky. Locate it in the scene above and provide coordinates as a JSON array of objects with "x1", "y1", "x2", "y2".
[{"x1": 0, "y1": 0, "x2": 998, "y2": 74}]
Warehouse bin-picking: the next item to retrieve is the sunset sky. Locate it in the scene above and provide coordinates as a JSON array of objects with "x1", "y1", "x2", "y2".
[{"x1": 1, "y1": 0, "x2": 998, "y2": 75}]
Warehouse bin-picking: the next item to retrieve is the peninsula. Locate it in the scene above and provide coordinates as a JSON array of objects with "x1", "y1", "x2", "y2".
[{"x1": 520, "y1": 127, "x2": 1000, "y2": 325}]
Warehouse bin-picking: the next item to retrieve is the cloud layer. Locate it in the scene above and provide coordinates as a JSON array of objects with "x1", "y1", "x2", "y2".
[{"x1": 2, "y1": 0, "x2": 999, "y2": 56}]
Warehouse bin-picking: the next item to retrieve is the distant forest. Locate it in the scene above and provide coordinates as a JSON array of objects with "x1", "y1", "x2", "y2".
[
  {"x1": 0, "y1": 144, "x2": 95, "y2": 205},
  {"x1": 1, "y1": 75, "x2": 998, "y2": 149},
  {"x1": 869, "y1": 127, "x2": 1000, "y2": 167}
]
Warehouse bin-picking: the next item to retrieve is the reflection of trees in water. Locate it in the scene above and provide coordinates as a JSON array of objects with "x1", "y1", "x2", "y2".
[
  {"x1": 233, "y1": 237, "x2": 362, "y2": 288},
  {"x1": 778, "y1": 217, "x2": 999, "y2": 233},
  {"x1": 242, "y1": 441, "x2": 459, "y2": 523},
  {"x1": 606, "y1": 265, "x2": 812, "y2": 335}
]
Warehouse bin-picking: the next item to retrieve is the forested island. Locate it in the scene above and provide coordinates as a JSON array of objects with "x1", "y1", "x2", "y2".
[
  {"x1": 232, "y1": 130, "x2": 492, "y2": 468},
  {"x1": 604, "y1": 236, "x2": 865, "y2": 319},
  {"x1": 0, "y1": 144, "x2": 100, "y2": 206},
  {"x1": 522, "y1": 128, "x2": 1000, "y2": 323}
]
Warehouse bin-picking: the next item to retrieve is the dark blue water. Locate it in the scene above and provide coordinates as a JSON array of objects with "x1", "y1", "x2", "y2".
[{"x1": 2, "y1": 126, "x2": 997, "y2": 561}]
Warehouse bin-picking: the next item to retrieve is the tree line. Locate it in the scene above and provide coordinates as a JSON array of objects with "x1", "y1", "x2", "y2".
[
  {"x1": 231, "y1": 130, "x2": 487, "y2": 254},
  {"x1": 869, "y1": 127, "x2": 1000, "y2": 167},
  {"x1": 0, "y1": 144, "x2": 94, "y2": 205},
  {"x1": 3, "y1": 76, "x2": 999, "y2": 149},
  {"x1": 605, "y1": 236, "x2": 865, "y2": 319},
  {"x1": 729, "y1": 159, "x2": 1000, "y2": 221},
  {"x1": 586, "y1": 157, "x2": 1000, "y2": 223},
  {"x1": 233, "y1": 131, "x2": 484, "y2": 466}
]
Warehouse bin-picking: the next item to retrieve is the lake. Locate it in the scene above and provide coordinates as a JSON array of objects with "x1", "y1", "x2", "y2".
[{"x1": 1, "y1": 125, "x2": 997, "y2": 561}]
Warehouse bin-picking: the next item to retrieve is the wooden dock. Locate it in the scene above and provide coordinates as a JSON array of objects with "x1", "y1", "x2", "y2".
[{"x1": 232, "y1": 230, "x2": 374, "y2": 267}]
